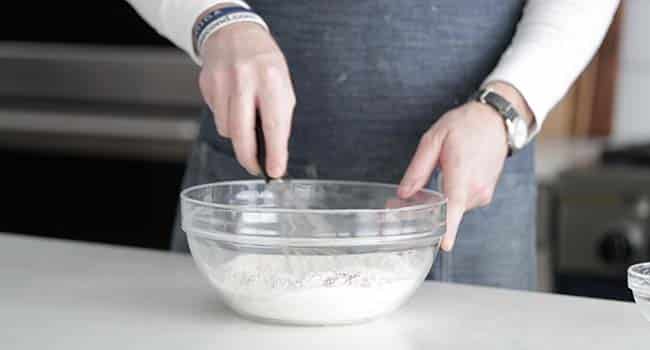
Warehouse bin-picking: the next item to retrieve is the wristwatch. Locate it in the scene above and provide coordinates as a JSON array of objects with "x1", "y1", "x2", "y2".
[{"x1": 471, "y1": 88, "x2": 529, "y2": 155}]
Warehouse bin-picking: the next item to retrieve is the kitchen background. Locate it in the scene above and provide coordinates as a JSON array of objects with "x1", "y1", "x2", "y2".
[{"x1": 1, "y1": 1, "x2": 648, "y2": 302}]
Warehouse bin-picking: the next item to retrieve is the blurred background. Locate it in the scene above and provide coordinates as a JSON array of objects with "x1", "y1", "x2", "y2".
[{"x1": 0, "y1": 2, "x2": 648, "y2": 301}]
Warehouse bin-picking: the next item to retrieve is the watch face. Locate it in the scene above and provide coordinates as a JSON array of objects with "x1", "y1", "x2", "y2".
[{"x1": 511, "y1": 118, "x2": 528, "y2": 150}]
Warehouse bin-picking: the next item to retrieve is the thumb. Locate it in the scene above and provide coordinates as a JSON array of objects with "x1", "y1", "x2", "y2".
[{"x1": 398, "y1": 128, "x2": 445, "y2": 199}]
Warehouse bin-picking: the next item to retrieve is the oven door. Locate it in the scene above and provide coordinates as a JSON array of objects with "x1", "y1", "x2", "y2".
[{"x1": 0, "y1": 42, "x2": 203, "y2": 161}]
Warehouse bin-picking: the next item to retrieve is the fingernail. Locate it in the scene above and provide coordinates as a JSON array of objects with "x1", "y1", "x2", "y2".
[
  {"x1": 441, "y1": 238, "x2": 454, "y2": 251},
  {"x1": 248, "y1": 164, "x2": 261, "y2": 177},
  {"x1": 398, "y1": 181, "x2": 415, "y2": 198},
  {"x1": 269, "y1": 164, "x2": 284, "y2": 178}
]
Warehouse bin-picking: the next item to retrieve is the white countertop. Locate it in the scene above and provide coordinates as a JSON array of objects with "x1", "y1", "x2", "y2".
[{"x1": 0, "y1": 233, "x2": 646, "y2": 349}]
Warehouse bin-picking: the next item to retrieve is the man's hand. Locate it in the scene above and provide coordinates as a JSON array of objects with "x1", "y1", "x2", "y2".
[
  {"x1": 199, "y1": 22, "x2": 295, "y2": 178},
  {"x1": 397, "y1": 82, "x2": 533, "y2": 251}
]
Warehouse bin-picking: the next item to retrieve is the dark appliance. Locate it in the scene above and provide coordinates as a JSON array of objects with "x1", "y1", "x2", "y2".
[
  {"x1": 553, "y1": 143, "x2": 650, "y2": 301},
  {"x1": 0, "y1": 3, "x2": 203, "y2": 249}
]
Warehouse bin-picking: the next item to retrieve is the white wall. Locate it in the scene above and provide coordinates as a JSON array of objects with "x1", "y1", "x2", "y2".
[{"x1": 612, "y1": 0, "x2": 650, "y2": 143}]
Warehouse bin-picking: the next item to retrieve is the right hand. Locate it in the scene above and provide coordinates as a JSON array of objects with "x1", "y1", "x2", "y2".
[{"x1": 199, "y1": 22, "x2": 295, "y2": 178}]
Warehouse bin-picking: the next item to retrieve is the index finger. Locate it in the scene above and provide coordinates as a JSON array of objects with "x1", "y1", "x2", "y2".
[
  {"x1": 257, "y1": 71, "x2": 295, "y2": 178},
  {"x1": 440, "y1": 161, "x2": 469, "y2": 251}
]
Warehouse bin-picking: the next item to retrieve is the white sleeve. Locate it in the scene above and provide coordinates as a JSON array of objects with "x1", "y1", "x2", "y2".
[
  {"x1": 483, "y1": 0, "x2": 620, "y2": 135},
  {"x1": 125, "y1": 0, "x2": 250, "y2": 64}
]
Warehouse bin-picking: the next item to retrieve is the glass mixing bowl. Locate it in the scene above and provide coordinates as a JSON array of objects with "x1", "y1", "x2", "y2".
[
  {"x1": 181, "y1": 180, "x2": 446, "y2": 325},
  {"x1": 628, "y1": 262, "x2": 650, "y2": 322}
]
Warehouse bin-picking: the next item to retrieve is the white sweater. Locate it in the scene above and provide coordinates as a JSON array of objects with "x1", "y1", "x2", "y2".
[{"x1": 126, "y1": 0, "x2": 620, "y2": 133}]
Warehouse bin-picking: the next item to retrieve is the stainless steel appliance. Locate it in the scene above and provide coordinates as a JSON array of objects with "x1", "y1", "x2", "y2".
[
  {"x1": 553, "y1": 164, "x2": 650, "y2": 301},
  {"x1": 0, "y1": 2, "x2": 203, "y2": 161},
  {"x1": 0, "y1": 41, "x2": 202, "y2": 161}
]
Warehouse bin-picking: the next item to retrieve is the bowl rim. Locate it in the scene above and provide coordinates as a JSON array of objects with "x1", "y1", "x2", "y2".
[
  {"x1": 185, "y1": 228, "x2": 445, "y2": 247},
  {"x1": 628, "y1": 262, "x2": 650, "y2": 293},
  {"x1": 180, "y1": 180, "x2": 446, "y2": 214}
]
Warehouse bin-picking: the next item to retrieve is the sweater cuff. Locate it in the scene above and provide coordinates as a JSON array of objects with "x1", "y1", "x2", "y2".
[
  {"x1": 161, "y1": 0, "x2": 251, "y2": 65},
  {"x1": 482, "y1": 53, "x2": 554, "y2": 138}
]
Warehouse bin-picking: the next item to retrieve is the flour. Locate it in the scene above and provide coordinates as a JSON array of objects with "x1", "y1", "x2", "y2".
[{"x1": 205, "y1": 250, "x2": 433, "y2": 325}]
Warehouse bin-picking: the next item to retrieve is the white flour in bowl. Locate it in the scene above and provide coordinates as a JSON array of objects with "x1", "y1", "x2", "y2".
[{"x1": 206, "y1": 250, "x2": 432, "y2": 325}]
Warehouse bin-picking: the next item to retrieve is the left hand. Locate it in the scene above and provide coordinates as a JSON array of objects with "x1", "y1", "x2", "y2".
[{"x1": 397, "y1": 82, "x2": 533, "y2": 251}]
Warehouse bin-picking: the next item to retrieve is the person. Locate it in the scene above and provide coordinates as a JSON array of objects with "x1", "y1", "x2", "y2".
[{"x1": 127, "y1": 0, "x2": 619, "y2": 290}]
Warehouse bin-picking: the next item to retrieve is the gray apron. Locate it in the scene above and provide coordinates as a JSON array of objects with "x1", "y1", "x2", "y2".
[{"x1": 173, "y1": 0, "x2": 537, "y2": 290}]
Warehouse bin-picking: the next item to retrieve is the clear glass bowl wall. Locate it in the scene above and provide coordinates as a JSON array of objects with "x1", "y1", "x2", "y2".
[
  {"x1": 181, "y1": 180, "x2": 446, "y2": 325},
  {"x1": 628, "y1": 262, "x2": 650, "y2": 322}
]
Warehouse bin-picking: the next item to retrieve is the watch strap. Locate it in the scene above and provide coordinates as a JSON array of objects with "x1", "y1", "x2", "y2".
[
  {"x1": 470, "y1": 88, "x2": 525, "y2": 156},
  {"x1": 471, "y1": 89, "x2": 518, "y2": 121}
]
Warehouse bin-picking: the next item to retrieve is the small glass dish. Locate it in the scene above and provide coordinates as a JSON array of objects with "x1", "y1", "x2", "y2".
[{"x1": 628, "y1": 262, "x2": 650, "y2": 322}]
